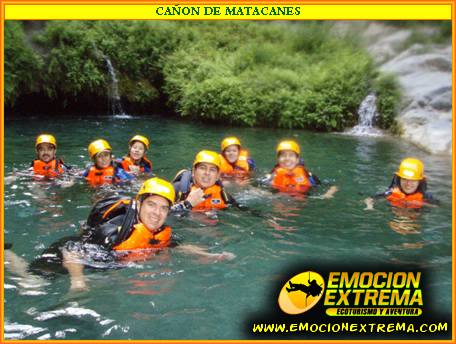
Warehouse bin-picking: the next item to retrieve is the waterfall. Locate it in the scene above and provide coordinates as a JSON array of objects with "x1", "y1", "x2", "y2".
[
  {"x1": 345, "y1": 93, "x2": 383, "y2": 137},
  {"x1": 104, "y1": 56, "x2": 130, "y2": 118}
]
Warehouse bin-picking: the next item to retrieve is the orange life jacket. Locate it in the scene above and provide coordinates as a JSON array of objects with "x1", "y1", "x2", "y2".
[
  {"x1": 120, "y1": 156, "x2": 152, "y2": 173},
  {"x1": 219, "y1": 150, "x2": 251, "y2": 177},
  {"x1": 113, "y1": 224, "x2": 171, "y2": 251},
  {"x1": 386, "y1": 187, "x2": 424, "y2": 209},
  {"x1": 85, "y1": 165, "x2": 117, "y2": 186},
  {"x1": 271, "y1": 165, "x2": 312, "y2": 193},
  {"x1": 32, "y1": 159, "x2": 65, "y2": 178},
  {"x1": 191, "y1": 184, "x2": 229, "y2": 211}
]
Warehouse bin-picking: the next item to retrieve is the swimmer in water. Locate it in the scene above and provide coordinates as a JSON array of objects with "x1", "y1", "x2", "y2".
[
  {"x1": 364, "y1": 158, "x2": 436, "y2": 210},
  {"x1": 4, "y1": 177, "x2": 235, "y2": 291},
  {"x1": 30, "y1": 134, "x2": 71, "y2": 179},
  {"x1": 172, "y1": 150, "x2": 239, "y2": 212},
  {"x1": 218, "y1": 136, "x2": 255, "y2": 184},
  {"x1": 117, "y1": 135, "x2": 152, "y2": 176},
  {"x1": 83, "y1": 139, "x2": 132, "y2": 187},
  {"x1": 263, "y1": 140, "x2": 338, "y2": 198}
]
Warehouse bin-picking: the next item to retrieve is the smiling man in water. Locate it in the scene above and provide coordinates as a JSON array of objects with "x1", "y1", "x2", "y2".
[
  {"x1": 171, "y1": 150, "x2": 237, "y2": 212},
  {"x1": 30, "y1": 134, "x2": 70, "y2": 178},
  {"x1": 5, "y1": 177, "x2": 234, "y2": 291}
]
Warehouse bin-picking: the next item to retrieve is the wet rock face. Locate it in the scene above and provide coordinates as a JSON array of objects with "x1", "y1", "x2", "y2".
[
  {"x1": 381, "y1": 44, "x2": 452, "y2": 155},
  {"x1": 362, "y1": 23, "x2": 452, "y2": 155}
]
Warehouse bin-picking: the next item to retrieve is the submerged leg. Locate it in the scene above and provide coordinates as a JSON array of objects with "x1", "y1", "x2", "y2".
[
  {"x1": 177, "y1": 244, "x2": 236, "y2": 261},
  {"x1": 4, "y1": 250, "x2": 48, "y2": 288}
]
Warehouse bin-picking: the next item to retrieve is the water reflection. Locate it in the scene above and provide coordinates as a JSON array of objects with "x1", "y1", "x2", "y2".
[
  {"x1": 126, "y1": 270, "x2": 175, "y2": 296},
  {"x1": 389, "y1": 207, "x2": 422, "y2": 235}
]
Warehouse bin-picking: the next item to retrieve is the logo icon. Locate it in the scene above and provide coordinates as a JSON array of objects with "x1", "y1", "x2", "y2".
[{"x1": 278, "y1": 271, "x2": 325, "y2": 315}]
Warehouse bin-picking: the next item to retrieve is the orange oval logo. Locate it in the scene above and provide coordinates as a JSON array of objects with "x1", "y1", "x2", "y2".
[{"x1": 278, "y1": 271, "x2": 325, "y2": 315}]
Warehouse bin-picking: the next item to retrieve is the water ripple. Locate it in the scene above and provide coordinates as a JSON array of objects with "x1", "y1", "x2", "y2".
[
  {"x1": 102, "y1": 324, "x2": 130, "y2": 337},
  {"x1": 34, "y1": 303, "x2": 102, "y2": 321},
  {"x1": 4, "y1": 321, "x2": 47, "y2": 339}
]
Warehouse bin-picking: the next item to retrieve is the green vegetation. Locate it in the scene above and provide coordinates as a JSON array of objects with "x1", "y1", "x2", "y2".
[
  {"x1": 372, "y1": 74, "x2": 401, "y2": 130},
  {"x1": 162, "y1": 22, "x2": 376, "y2": 130},
  {"x1": 34, "y1": 21, "x2": 106, "y2": 101},
  {"x1": 5, "y1": 21, "x2": 401, "y2": 131},
  {"x1": 4, "y1": 22, "x2": 43, "y2": 107}
]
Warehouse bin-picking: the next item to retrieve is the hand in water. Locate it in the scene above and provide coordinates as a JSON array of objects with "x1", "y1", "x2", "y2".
[
  {"x1": 364, "y1": 197, "x2": 374, "y2": 210},
  {"x1": 314, "y1": 185, "x2": 338, "y2": 199},
  {"x1": 186, "y1": 187, "x2": 206, "y2": 207},
  {"x1": 58, "y1": 179, "x2": 75, "y2": 188},
  {"x1": 321, "y1": 185, "x2": 338, "y2": 199},
  {"x1": 216, "y1": 251, "x2": 236, "y2": 261},
  {"x1": 129, "y1": 165, "x2": 141, "y2": 175}
]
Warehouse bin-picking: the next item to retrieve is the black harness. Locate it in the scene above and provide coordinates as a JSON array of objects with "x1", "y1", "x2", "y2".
[{"x1": 82, "y1": 196, "x2": 138, "y2": 249}]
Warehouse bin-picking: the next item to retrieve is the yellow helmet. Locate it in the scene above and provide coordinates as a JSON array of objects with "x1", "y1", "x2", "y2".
[
  {"x1": 276, "y1": 140, "x2": 300, "y2": 155},
  {"x1": 129, "y1": 135, "x2": 150, "y2": 150},
  {"x1": 221, "y1": 136, "x2": 241, "y2": 152},
  {"x1": 193, "y1": 150, "x2": 221, "y2": 169},
  {"x1": 137, "y1": 177, "x2": 175, "y2": 205},
  {"x1": 396, "y1": 158, "x2": 425, "y2": 180},
  {"x1": 35, "y1": 134, "x2": 57, "y2": 149},
  {"x1": 88, "y1": 139, "x2": 112, "y2": 159}
]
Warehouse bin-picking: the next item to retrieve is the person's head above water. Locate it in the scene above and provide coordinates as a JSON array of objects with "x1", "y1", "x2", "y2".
[
  {"x1": 128, "y1": 135, "x2": 149, "y2": 162},
  {"x1": 192, "y1": 150, "x2": 221, "y2": 189},
  {"x1": 395, "y1": 158, "x2": 425, "y2": 195},
  {"x1": 276, "y1": 140, "x2": 300, "y2": 170},
  {"x1": 35, "y1": 134, "x2": 57, "y2": 163},
  {"x1": 136, "y1": 177, "x2": 175, "y2": 231},
  {"x1": 88, "y1": 139, "x2": 112, "y2": 169},
  {"x1": 221, "y1": 136, "x2": 241, "y2": 164}
]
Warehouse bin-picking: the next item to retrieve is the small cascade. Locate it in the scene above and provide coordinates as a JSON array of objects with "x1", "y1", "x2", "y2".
[
  {"x1": 345, "y1": 93, "x2": 383, "y2": 137},
  {"x1": 104, "y1": 56, "x2": 131, "y2": 118}
]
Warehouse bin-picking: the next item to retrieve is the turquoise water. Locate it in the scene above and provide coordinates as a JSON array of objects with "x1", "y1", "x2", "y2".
[{"x1": 3, "y1": 115, "x2": 452, "y2": 339}]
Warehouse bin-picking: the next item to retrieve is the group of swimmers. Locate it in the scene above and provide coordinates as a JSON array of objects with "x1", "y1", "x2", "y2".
[
  {"x1": 4, "y1": 133, "x2": 435, "y2": 291},
  {"x1": 30, "y1": 132, "x2": 432, "y2": 209}
]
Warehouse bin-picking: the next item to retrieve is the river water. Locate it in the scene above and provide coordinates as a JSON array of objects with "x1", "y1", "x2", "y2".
[{"x1": 3, "y1": 115, "x2": 452, "y2": 339}]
